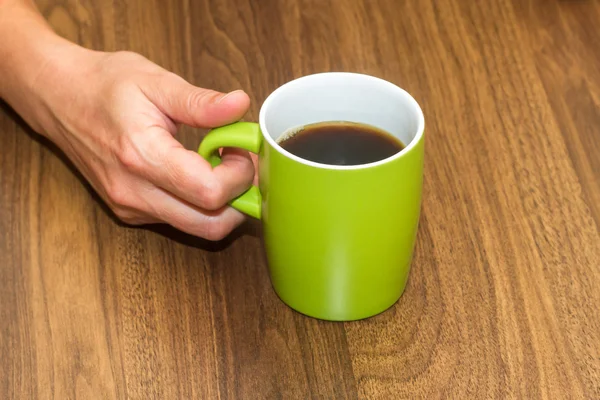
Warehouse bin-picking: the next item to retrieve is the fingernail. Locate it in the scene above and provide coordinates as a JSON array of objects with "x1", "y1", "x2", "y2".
[{"x1": 217, "y1": 89, "x2": 244, "y2": 103}]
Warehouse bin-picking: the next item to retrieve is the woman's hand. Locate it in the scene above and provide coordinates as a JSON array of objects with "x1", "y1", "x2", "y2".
[{"x1": 0, "y1": 6, "x2": 256, "y2": 240}]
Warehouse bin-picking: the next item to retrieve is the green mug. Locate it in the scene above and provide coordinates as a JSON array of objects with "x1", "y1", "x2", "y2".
[{"x1": 199, "y1": 72, "x2": 425, "y2": 321}]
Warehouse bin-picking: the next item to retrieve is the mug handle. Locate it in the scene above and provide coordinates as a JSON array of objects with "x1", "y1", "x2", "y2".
[{"x1": 198, "y1": 122, "x2": 263, "y2": 219}]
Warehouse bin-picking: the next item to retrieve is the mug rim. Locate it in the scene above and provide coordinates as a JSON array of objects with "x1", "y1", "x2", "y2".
[{"x1": 258, "y1": 72, "x2": 425, "y2": 170}]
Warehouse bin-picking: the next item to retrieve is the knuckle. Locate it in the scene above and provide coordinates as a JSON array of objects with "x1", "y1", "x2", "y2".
[
  {"x1": 112, "y1": 207, "x2": 140, "y2": 225},
  {"x1": 105, "y1": 180, "x2": 133, "y2": 209},
  {"x1": 198, "y1": 180, "x2": 226, "y2": 210},
  {"x1": 187, "y1": 88, "x2": 218, "y2": 110},
  {"x1": 202, "y1": 220, "x2": 231, "y2": 241},
  {"x1": 117, "y1": 141, "x2": 145, "y2": 173}
]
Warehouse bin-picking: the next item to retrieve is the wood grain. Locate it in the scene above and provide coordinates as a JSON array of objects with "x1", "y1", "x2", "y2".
[{"x1": 1, "y1": 0, "x2": 599, "y2": 398}]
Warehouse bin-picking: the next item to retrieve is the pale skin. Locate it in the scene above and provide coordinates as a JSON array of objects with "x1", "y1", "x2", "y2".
[{"x1": 0, "y1": 0, "x2": 258, "y2": 240}]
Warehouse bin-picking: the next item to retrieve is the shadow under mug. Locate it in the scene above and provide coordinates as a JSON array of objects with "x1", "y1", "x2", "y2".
[{"x1": 199, "y1": 72, "x2": 425, "y2": 321}]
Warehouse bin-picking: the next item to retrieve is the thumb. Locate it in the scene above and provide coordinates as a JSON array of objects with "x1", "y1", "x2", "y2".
[{"x1": 144, "y1": 73, "x2": 250, "y2": 128}]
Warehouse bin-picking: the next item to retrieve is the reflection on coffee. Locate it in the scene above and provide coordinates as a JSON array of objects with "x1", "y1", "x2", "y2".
[{"x1": 278, "y1": 121, "x2": 404, "y2": 166}]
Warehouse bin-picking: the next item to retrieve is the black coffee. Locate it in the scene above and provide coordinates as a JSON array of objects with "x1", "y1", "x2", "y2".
[{"x1": 278, "y1": 121, "x2": 404, "y2": 166}]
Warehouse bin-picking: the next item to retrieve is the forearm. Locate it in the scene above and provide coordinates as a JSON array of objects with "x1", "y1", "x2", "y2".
[
  {"x1": 0, "y1": 0, "x2": 86, "y2": 133},
  {"x1": 0, "y1": 0, "x2": 57, "y2": 95}
]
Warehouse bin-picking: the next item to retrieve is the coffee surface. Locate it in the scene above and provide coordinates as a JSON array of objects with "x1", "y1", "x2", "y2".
[{"x1": 278, "y1": 121, "x2": 404, "y2": 166}]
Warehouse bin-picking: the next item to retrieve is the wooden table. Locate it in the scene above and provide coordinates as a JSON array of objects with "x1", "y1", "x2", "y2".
[{"x1": 1, "y1": 1, "x2": 599, "y2": 398}]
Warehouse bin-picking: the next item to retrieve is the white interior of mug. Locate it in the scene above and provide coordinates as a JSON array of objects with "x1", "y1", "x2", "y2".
[{"x1": 259, "y1": 72, "x2": 425, "y2": 170}]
